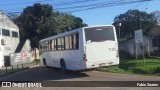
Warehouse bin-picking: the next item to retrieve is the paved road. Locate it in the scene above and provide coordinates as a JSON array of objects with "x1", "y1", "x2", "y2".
[
  {"x1": 0, "y1": 66, "x2": 160, "y2": 90},
  {"x1": 0, "y1": 66, "x2": 159, "y2": 81}
]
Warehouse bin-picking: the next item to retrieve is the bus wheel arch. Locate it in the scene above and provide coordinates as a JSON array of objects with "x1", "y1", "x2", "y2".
[
  {"x1": 43, "y1": 58, "x2": 47, "y2": 66},
  {"x1": 60, "y1": 59, "x2": 67, "y2": 73}
]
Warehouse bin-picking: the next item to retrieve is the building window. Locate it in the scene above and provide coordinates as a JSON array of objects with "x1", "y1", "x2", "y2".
[
  {"x1": 12, "y1": 31, "x2": 18, "y2": 38},
  {"x1": 2, "y1": 29, "x2": 10, "y2": 36}
]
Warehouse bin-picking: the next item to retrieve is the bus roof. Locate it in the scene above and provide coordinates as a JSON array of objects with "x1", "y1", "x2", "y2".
[
  {"x1": 39, "y1": 25, "x2": 114, "y2": 43},
  {"x1": 39, "y1": 28, "x2": 81, "y2": 43}
]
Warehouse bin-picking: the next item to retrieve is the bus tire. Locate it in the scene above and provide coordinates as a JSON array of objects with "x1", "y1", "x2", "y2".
[
  {"x1": 43, "y1": 58, "x2": 46, "y2": 65},
  {"x1": 43, "y1": 58, "x2": 49, "y2": 68},
  {"x1": 60, "y1": 60, "x2": 67, "y2": 73}
]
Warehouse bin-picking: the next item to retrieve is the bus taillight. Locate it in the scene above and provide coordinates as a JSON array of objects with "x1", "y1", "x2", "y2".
[{"x1": 83, "y1": 54, "x2": 87, "y2": 62}]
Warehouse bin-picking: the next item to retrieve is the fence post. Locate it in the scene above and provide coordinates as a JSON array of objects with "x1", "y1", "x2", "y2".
[{"x1": 22, "y1": 64, "x2": 23, "y2": 69}]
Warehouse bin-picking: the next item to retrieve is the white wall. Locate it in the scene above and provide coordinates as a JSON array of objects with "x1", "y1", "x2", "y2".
[
  {"x1": 0, "y1": 11, "x2": 20, "y2": 56},
  {"x1": 0, "y1": 37, "x2": 4, "y2": 68},
  {"x1": 0, "y1": 11, "x2": 20, "y2": 67},
  {"x1": 119, "y1": 36, "x2": 152, "y2": 56}
]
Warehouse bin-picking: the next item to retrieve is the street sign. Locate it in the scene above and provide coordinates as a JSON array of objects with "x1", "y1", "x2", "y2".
[
  {"x1": 22, "y1": 50, "x2": 26, "y2": 61},
  {"x1": 135, "y1": 29, "x2": 143, "y2": 43}
]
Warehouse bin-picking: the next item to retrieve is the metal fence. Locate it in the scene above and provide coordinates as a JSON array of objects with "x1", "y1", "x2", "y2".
[
  {"x1": 0, "y1": 63, "x2": 39, "y2": 77},
  {"x1": 10, "y1": 52, "x2": 33, "y2": 66}
]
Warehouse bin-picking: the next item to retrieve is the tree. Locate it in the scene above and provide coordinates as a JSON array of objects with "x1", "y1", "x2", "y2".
[
  {"x1": 16, "y1": 3, "x2": 87, "y2": 49},
  {"x1": 152, "y1": 10, "x2": 160, "y2": 24},
  {"x1": 113, "y1": 10, "x2": 158, "y2": 39},
  {"x1": 17, "y1": 3, "x2": 53, "y2": 48},
  {"x1": 7, "y1": 13, "x2": 20, "y2": 23}
]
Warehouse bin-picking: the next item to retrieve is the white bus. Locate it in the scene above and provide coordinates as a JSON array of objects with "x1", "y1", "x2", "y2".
[{"x1": 39, "y1": 25, "x2": 119, "y2": 72}]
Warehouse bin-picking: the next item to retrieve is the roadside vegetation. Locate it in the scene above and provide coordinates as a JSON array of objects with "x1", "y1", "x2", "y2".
[
  {"x1": 99, "y1": 51, "x2": 160, "y2": 76},
  {"x1": 99, "y1": 59, "x2": 160, "y2": 76}
]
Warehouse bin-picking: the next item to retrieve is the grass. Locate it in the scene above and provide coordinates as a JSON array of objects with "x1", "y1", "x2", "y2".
[{"x1": 99, "y1": 58, "x2": 160, "y2": 76}]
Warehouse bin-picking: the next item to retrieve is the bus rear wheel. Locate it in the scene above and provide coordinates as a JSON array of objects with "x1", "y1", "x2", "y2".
[{"x1": 60, "y1": 60, "x2": 67, "y2": 73}]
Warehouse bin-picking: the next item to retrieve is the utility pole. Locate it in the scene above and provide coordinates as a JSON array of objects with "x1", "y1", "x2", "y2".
[
  {"x1": 116, "y1": 23, "x2": 121, "y2": 42},
  {"x1": 137, "y1": 10, "x2": 141, "y2": 29},
  {"x1": 137, "y1": 10, "x2": 145, "y2": 67}
]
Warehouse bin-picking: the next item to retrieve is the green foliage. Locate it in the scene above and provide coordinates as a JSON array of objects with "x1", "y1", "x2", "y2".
[
  {"x1": 15, "y1": 3, "x2": 87, "y2": 48},
  {"x1": 113, "y1": 10, "x2": 158, "y2": 39},
  {"x1": 100, "y1": 66, "x2": 131, "y2": 74},
  {"x1": 99, "y1": 59, "x2": 160, "y2": 75}
]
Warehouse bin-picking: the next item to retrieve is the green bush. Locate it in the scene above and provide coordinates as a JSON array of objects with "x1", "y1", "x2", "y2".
[
  {"x1": 119, "y1": 59, "x2": 160, "y2": 74},
  {"x1": 101, "y1": 59, "x2": 160, "y2": 75}
]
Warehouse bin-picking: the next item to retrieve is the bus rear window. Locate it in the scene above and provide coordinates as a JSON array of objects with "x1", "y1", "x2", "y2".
[{"x1": 84, "y1": 26, "x2": 115, "y2": 42}]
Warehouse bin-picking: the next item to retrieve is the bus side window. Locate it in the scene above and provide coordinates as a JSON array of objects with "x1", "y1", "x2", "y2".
[
  {"x1": 63, "y1": 37, "x2": 66, "y2": 50},
  {"x1": 48, "y1": 41, "x2": 50, "y2": 51},
  {"x1": 72, "y1": 33, "x2": 79, "y2": 49},
  {"x1": 69, "y1": 35, "x2": 73, "y2": 49},
  {"x1": 42, "y1": 42, "x2": 44, "y2": 51},
  {"x1": 50, "y1": 40, "x2": 52, "y2": 51},
  {"x1": 39, "y1": 43, "x2": 42, "y2": 51},
  {"x1": 72, "y1": 35, "x2": 74, "y2": 49},
  {"x1": 76, "y1": 33, "x2": 79, "y2": 49},
  {"x1": 61, "y1": 37, "x2": 64, "y2": 50},
  {"x1": 52, "y1": 40, "x2": 55, "y2": 50},
  {"x1": 65, "y1": 36, "x2": 69, "y2": 50},
  {"x1": 54, "y1": 39, "x2": 57, "y2": 50},
  {"x1": 44, "y1": 41, "x2": 47, "y2": 51},
  {"x1": 57, "y1": 38, "x2": 61, "y2": 50}
]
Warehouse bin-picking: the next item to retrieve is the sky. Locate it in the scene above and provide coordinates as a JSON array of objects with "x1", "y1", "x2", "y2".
[{"x1": 0, "y1": 0, "x2": 159, "y2": 26}]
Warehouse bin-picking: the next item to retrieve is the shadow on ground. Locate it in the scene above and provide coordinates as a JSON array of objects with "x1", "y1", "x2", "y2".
[{"x1": 0, "y1": 66, "x2": 89, "y2": 81}]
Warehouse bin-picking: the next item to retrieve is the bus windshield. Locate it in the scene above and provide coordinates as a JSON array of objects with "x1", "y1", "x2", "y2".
[{"x1": 84, "y1": 26, "x2": 115, "y2": 42}]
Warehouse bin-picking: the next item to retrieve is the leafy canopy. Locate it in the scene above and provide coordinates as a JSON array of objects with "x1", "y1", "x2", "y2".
[
  {"x1": 113, "y1": 10, "x2": 158, "y2": 39},
  {"x1": 16, "y1": 3, "x2": 87, "y2": 48}
]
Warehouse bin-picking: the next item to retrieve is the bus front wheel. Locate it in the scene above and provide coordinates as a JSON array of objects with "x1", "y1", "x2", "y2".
[
  {"x1": 43, "y1": 58, "x2": 46, "y2": 65},
  {"x1": 60, "y1": 60, "x2": 67, "y2": 73},
  {"x1": 43, "y1": 58, "x2": 49, "y2": 68}
]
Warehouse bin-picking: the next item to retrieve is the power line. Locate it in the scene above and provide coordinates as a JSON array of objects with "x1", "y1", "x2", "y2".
[
  {"x1": 0, "y1": 0, "x2": 53, "y2": 7},
  {"x1": 1, "y1": 0, "x2": 152, "y2": 14},
  {"x1": 53, "y1": 0, "x2": 98, "y2": 7},
  {"x1": 131, "y1": 2, "x2": 144, "y2": 10},
  {"x1": 63, "y1": 0, "x2": 152, "y2": 13},
  {"x1": 141, "y1": 1, "x2": 149, "y2": 11}
]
